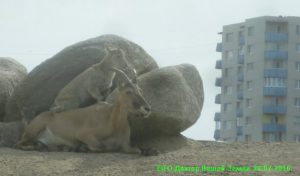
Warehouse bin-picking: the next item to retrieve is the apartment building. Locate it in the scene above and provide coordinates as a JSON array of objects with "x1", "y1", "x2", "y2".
[{"x1": 214, "y1": 16, "x2": 300, "y2": 142}]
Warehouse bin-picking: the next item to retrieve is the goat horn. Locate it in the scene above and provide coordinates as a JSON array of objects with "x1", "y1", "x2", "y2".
[{"x1": 109, "y1": 67, "x2": 131, "y2": 84}]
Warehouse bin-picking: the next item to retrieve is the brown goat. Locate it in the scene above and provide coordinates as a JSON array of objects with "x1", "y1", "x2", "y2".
[
  {"x1": 15, "y1": 68, "x2": 151, "y2": 154},
  {"x1": 50, "y1": 47, "x2": 136, "y2": 113}
]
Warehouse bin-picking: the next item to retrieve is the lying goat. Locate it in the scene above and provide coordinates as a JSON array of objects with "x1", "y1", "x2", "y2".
[
  {"x1": 15, "y1": 68, "x2": 151, "y2": 154},
  {"x1": 50, "y1": 47, "x2": 136, "y2": 113}
]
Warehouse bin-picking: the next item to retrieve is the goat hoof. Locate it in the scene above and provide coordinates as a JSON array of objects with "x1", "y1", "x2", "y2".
[{"x1": 141, "y1": 148, "x2": 159, "y2": 156}]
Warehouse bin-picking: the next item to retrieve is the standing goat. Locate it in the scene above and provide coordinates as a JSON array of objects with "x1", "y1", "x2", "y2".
[
  {"x1": 50, "y1": 48, "x2": 136, "y2": 113},
  {"x1": 15, "y1": 68, "x2": 151, "y2": 154}
]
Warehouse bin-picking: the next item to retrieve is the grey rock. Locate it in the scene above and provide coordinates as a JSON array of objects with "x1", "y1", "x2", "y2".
[
  {"x1": 0, "y1": 58, "x2": 27, "y2": 122},
  {"x1": 107, "y1": 64, "x2": 204, "y2": 139},
  {"x1": 4, "y1": 34, "x2": 158, "y2": 123},
  {"x1": 0, "y1": 121, "x2": 23, "y2": 147}
]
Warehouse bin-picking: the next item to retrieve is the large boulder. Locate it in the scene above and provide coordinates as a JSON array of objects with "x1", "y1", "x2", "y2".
[
  {"x1": 4, "y1": 34, "x2": 158, "y2": 123},
  {"x1": 0, "y1": 58, "x2": 27, "y2": 122},
  {"x1": 107, "y1": 64, "x2": 204, "y2": 139}
]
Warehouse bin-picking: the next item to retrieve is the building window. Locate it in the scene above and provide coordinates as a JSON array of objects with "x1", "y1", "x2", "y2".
[
  {"x1": 245, "y1": 134, "x2": 252, "y2": 142},
  {"x1": 248, "y1": 26, "x2": 254, "y2": 36},
  {"x1": 246, "y1": 99, "x2": 252, "y2": 108},
  {"x1": 295, "y1": 98, "x2": 300, "y2": 108},
  {"x1": 224, "y1": 86, "x2": 232, "y2": 95},
  {"x1": 223, "y1": 121, "x2": 232, "y2": 130},
  {"x1": 224, "y1": 68, "x2": 229, "y2": 77},
  {"x1": 276, "y1": 43, "x2": 280, "y2": 51},
  {"x1": 225, "y1": 50, "x2": 233, "y2": 60},
  {"x1": 237, "y1": 84, "x2": 242, "y2": 91},
  {"x1": 296, "y1": 62, "x2": 300, "y2": 71},
  {"x1": 272, "y1": 61, "x2": 282, "y2": 68},
  {"x1": 246, "y1": 80, "x2": 253, "y2": 90},
  {"x1": 264, "y1": 78, "x2": 286, "y2": 87},
  {"x1": 224, "y1": 103, "x2": 232, "y2": 112},
  {"x1": 245, "y1": 116, "x2": 252, "y2": 126},
  {"x1": 238, "y1": 46, "x2": 245, "y2": 55},
  {"x1": 277, "y1": 26, "x2": 281, "y2": 33},
  {"x1": 294, "y1": 135, "x2": 300, "y2": 142},
  {"x1": 294, "y1": 116, "x2": 300, "y2": 126},
  {"x1": 216, "y1": 121, "x2": 221, "y2": 130},
  {"x1": 246, "y1": 63, "x2": 254, "y2": 71},
  {"x1": 294, "y1": 116, "x2": 300, "y2": 128},
  {"x1": 222, "y1": 121, "x2": 227, "y2": 130},
  {"x1": 237, "y1": 66, "x2": 243, "y2": 75},
  {"x1": 236, "y1": 101, "x2": 241, "y2": 109},
  {"x1": 271, "y1": 116, "x2": 279, "y2": 124},
  {"x1": 247, "y1": 45, "x2": 254, "y2": 55},
  {"x1": 296, "y1": 80, "x2": 300, "y2": 89},
  {"x1": 239, "y1": 31, "x2": 245, "y2": 37},
  {"x1": 297, "y1": 25, "x2": 300, "y2": 35},
  {"x1": 296, "y1": 44, "x2": 300, "y2": 53},
  {"x1": 266, "y1": 43, "x2": 281, "y2": 51},
  {"x1": 225, "y1": 33, "x2": 233, "y2": 42},
  {"x1": 236, "y1": 118, "x2": 242, "y2": 126},
  {"x1": 274, "y1": 97, "x2": 280, "y2": 105}
]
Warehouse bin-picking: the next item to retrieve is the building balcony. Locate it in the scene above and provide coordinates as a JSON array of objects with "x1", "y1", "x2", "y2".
[
  {"x1": 239, "y1": 36, "x2": 245, "y2": 45},
  {"x1": 264, "y1": 68, "x2": 287, "y2": 78},
  {"x1": 263, "y1": 105, "x2": 287, "y2": 114},
  {"x1": 236, "y1": 108, "x2": 243, "y2": 117},
  {"x1": 265, "y1": 32, "x2": 288, "y2": 42},
  {"x1": 214, "y1": 112, "x2": 221, "y2": 121},
  {"x1": 237, "y1": 72, "x2": 244, "y2": 82},
  {"x1": 238, "y1": 55, "x2": 245, "y2": 64},
  {"x1": 237, "y1": 90, "x2": 243, "y2": 100},
  {"x1": 263, "y1": 87, "x2": 287, "y2": 96},
  {"x1": 216, "y1": 43, "x2": 223, "y2": 52},
  {"x1": 215, "y1": 60, "x2": 222, "y2": 69},
  {"x1": 215, "y1": 94, "x2": 221, "y2": 104},
  {"x1": 265, "y1": 50, "x2": 288, "y2": 60},
  {"x1": 214, "y1": 129, "x2": 221, "y2": 140},
  {"x1": 215, "y1": 78, "x2": 222, "y2": 87},
  {"x1": 262, "y1": 123, "x2": 286, "y2": 133},
  {"x1": 236, "y1": 126, "x2": 243, "y2": 136}
]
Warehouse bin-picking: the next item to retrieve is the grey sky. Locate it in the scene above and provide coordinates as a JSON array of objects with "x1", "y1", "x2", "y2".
[{"x1": 1, "y1": 0, "x2": 299, "y2": 140}]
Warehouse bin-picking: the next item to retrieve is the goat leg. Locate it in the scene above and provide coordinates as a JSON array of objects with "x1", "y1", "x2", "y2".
[
  {"x1": 87, "y1": 87, "x2": 103, "y2": 102},
  {"x1": 78, "y1": 135, "x2": 105, "y2": 153}
]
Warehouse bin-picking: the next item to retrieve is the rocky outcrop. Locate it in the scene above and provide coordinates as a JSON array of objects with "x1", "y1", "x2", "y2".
[
  {"x1": 0, "y1": 58, "x2": 27, "y2": 122},
  {"x1": 107, "y1": 64, "x2": 204, "y2": 139},
  {"x1": 4, "y1": 35, "x2": 158, "y2": 123}
]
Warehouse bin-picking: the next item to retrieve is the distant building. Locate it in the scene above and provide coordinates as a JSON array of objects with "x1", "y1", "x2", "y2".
[{"x1": 214, "y1": 16, "x2": 300, "y2": 142}]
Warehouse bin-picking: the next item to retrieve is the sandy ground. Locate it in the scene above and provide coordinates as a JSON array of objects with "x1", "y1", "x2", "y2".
[{"x1": 0, "y1": 137, "x2": 299, "y2": 176}]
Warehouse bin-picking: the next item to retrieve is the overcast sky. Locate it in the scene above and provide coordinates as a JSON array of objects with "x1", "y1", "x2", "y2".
[{"x1": 1, "y1": 0, "x2": 299, "y2": 140}]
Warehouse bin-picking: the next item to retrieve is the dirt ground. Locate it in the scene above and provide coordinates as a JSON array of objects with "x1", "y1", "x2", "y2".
[{"x1": 0, "y1": 136, "x2": 299, "y2": 176}]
